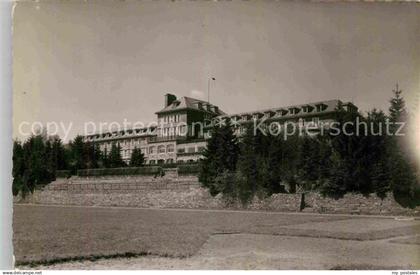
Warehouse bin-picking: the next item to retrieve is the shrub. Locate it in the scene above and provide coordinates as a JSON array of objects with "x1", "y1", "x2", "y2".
[
  {"x1": 77, "y1": 166, "x2": 160, "y2": 177},
  {"x1": 178, "y1": 164, "x2": 200, "y2": 175},
  {"x1": 56, "y1": 170, "x2": 71, "y2": 178}
]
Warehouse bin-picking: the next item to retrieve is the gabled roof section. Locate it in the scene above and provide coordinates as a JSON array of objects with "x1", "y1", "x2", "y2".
[
  {"x1": 156, "y1": 96, "x2": 226, "y2": 115},
  {"x1": 218, "y1": 99, "x2": 351, "y2": 119}
]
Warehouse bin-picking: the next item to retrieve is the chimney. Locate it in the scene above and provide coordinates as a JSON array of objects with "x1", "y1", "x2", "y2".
[{"x1": 164, "y1": 93, "x2": 177, "y2": 107}]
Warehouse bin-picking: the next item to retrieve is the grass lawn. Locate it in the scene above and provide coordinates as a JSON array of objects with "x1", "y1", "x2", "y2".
[{"x1": 13, "y1": 204, "x2": 420, "y2": 265}]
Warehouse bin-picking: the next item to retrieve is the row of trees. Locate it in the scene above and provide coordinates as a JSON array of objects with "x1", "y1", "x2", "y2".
[
  {"x1": 13, "y1": 135, "x2": 145, "y2": 197},
  {"x1": 199, "y1": 87, "x2": 420, "y2": 208}
]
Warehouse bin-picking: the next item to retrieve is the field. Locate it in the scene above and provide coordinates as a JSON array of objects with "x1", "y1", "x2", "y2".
[{"x1": 13, "y1": 204, "x2": 420, "y2": 269}]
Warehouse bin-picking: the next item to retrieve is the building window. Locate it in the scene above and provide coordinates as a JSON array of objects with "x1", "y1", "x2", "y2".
[
  {"x1": 149, "y1": 146, "x2": 156, "y2": 154},
  {"x1": 167, "y1": 144, "x2": 175, "y2": 153},
  {"x1": 158, "y1": 145, "x2": 166, "y2": 154},
  {"x1": 187, "y1": 147, "x2": 195, "y2": 153},
  {"x1": 177, "y1": 148, "x2": 185, "y2": 153},
  {"x1": 298, "y1": 118, "x2": 304, "y2": 127},
  {"x1": 149, "y1": 160, "x2": 156, "y2": 165},
  {"x1": 179, "y1": 125, "x2": 187, "y2": 136},
  {"x1": 166, "y1": 159, "x2": 174, "y2": 164}
]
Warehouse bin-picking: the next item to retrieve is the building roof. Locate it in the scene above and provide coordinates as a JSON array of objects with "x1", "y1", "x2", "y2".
[
  {"x1": 156, "y1": 96, "x2": 226, "y2": 115},
  {"x1": 218, "y1": 99, "x2": 356, "y2": 119},
  {"x1": 84, "y1": 126, "x2": 157, "y2": 140}
]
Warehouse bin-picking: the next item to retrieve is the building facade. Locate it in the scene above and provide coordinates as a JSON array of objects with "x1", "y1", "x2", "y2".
[{"x1": 83, "y1": 94, "x2": 357, "y2": 164}]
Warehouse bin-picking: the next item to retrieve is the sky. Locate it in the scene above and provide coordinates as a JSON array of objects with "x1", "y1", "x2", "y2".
[{"x1": 12, "y1": 0, "x2": 420, "y2": 142}]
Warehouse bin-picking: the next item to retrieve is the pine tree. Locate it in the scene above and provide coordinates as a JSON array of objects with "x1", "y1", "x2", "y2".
[
  {"x1": 51, "y1": 137, "x2": 67, "y2": 170},
  {"x1": 263, "y1": 135, "x2": 284, "y2": 194},
  {"x1": 69, "y1": 135, "x2": 86, "y2": 173},
  {"x1": 389, "y1": 83, "x2": 407, "y2": 124},
  {"x1": 236, "y1": 124, "x2": 260, "y2": 203},
  {"x1": 12, "y1": 140, "x2": 26, "y2": 196},
  {"x1": 371, "y1": 161, "x2": 391, "y2": 199},
  {"x1": 130, "y1": 148, "x2": 145, "y2": 167},
  {"x1": 279, "y1": 133, "x2": 300, "y2": 189},
  {"x1": 83, "y1": 141, "x2": 98, "y2": 169},
  {"x1": 386, "y1": 87, "x2": 419, "y2": 207},
  {"x1": 15, "y1": 135, "x2": 51, "y2": 197},
  {"x1": 320, "y1": 151, "x2": 347, "y2": 199},
  {"x1": 365, "y1": 109, "x2": 392, "y2": 198},
  {"x1": 199, "y1": 125, "x2": 221, "y2": 195},
  {"x1": 108, "y1": 142, "x2": 125, "y2": 168},
  {"x1": 218, "y1": 121, "x2": 240, "y2": 172},
  {"x1": 44, "y1": 139, "x2": 55, "y2": 182},
  {"x1": 199, "y1": 120, "x2": 240, "y2": 196},
  {"x1": 101, "y1": 147, "x2": 109, "y2": 168},
  {"x1": 391, "y1": 152, "x2": 417, "y2": 208},
  {"x1": 92, "y1": 143, "x2": 103, "y2": 168},
  {"x1": 326, "y1": 102, "x2": 375, "y2": 196},
  {"x1": 298, "y1": 136, "x2": 321, "y2": 184}
]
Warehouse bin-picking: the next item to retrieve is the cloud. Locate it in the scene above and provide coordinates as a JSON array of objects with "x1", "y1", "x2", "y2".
[{"x1": 190, "y1": 89, "x2": 205, "y2": 99}]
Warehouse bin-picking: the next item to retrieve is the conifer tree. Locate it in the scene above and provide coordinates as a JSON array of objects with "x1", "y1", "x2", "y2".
[
  {"x1": 108, "y1": 142, "x2": 126, "y2": 168},
  {"x1": 101, "y1": 147, "x2": 109, "y2": 168},
  {"x1": 298, "y1": 136, "x2": 321, "y2": 184},
  {"x1": 366, "y1": 109, "x2": 392, "y2": 198},
  {"x1": 320, "y1": 151, "x2": 347, "y2": 199},
  {"x1": 69, "y1": 135, "x2": 86, "y2": 173},
  {"x1": 44, "y1": 139, "x2": 55, "y2": 182},
  {"x1": 389, "y1": 83, "x2": 407, "y2": 124},
  {"x1": 386, "y1": 86, "x2": 419, "y2": 207},
  {"x1": 130, "y1": 147, "x2": 145, "y2": 167},
  {"x1": 263, "y1": 135, "x2": 284, "y2": 194},
  {"x1": 17, "y1": 135, "x2": 51, "y2": 196},
  {"x1": 51, "y1": 137, "x2": 67, "y2": 170},
  {"x1": 236, "y1": 124, "x2": 260, "y2": 203},
  {"x1": 12, "y1": 140, "x2": 27, "y2": 197},
  {"x1": 199, "y1": 120, "x2": 239, "y2": 196}
]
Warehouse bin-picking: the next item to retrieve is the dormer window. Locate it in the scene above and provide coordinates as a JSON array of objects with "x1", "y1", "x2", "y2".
[
  {"x1": 230, "y1": 115, "x2": 240, "y2": 123},
  {"x1": 264, "y1": 111, "x2": 275, "y2": 119},
  {"x1": 241, "y1": 114, "x2": 251, "y2": 121},
  {"x1": 252, "y1": 112, "x2": 263, "y2": 120},
  {"x1": 276, "y1": 109, "x2": 288, "y2": 116},
  {"x1": 315, "y1": 103, "x2": 328, "y2": 112},
  {"x1": 302, "y1": 105, "x2": 314, "y2": 113},
  {"x1": 288, "y1": 107, "x2": 300, "y2": 115}
]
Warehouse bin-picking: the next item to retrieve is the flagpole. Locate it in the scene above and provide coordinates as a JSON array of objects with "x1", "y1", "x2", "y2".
[
  {"x1": 208, "y1": 78, "x2": 210, "y2": 103},
  {"x1": 208, "y1": 77, "x2": 215, "y2": 103}
]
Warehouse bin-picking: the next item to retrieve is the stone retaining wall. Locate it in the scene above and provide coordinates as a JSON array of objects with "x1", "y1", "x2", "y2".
[
  {"x1": 15, "y1": 176, "x2": 419, "y2": 216},
  {"x1": 305, "y1": 192, "x2": 419, "y2": 216}
]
